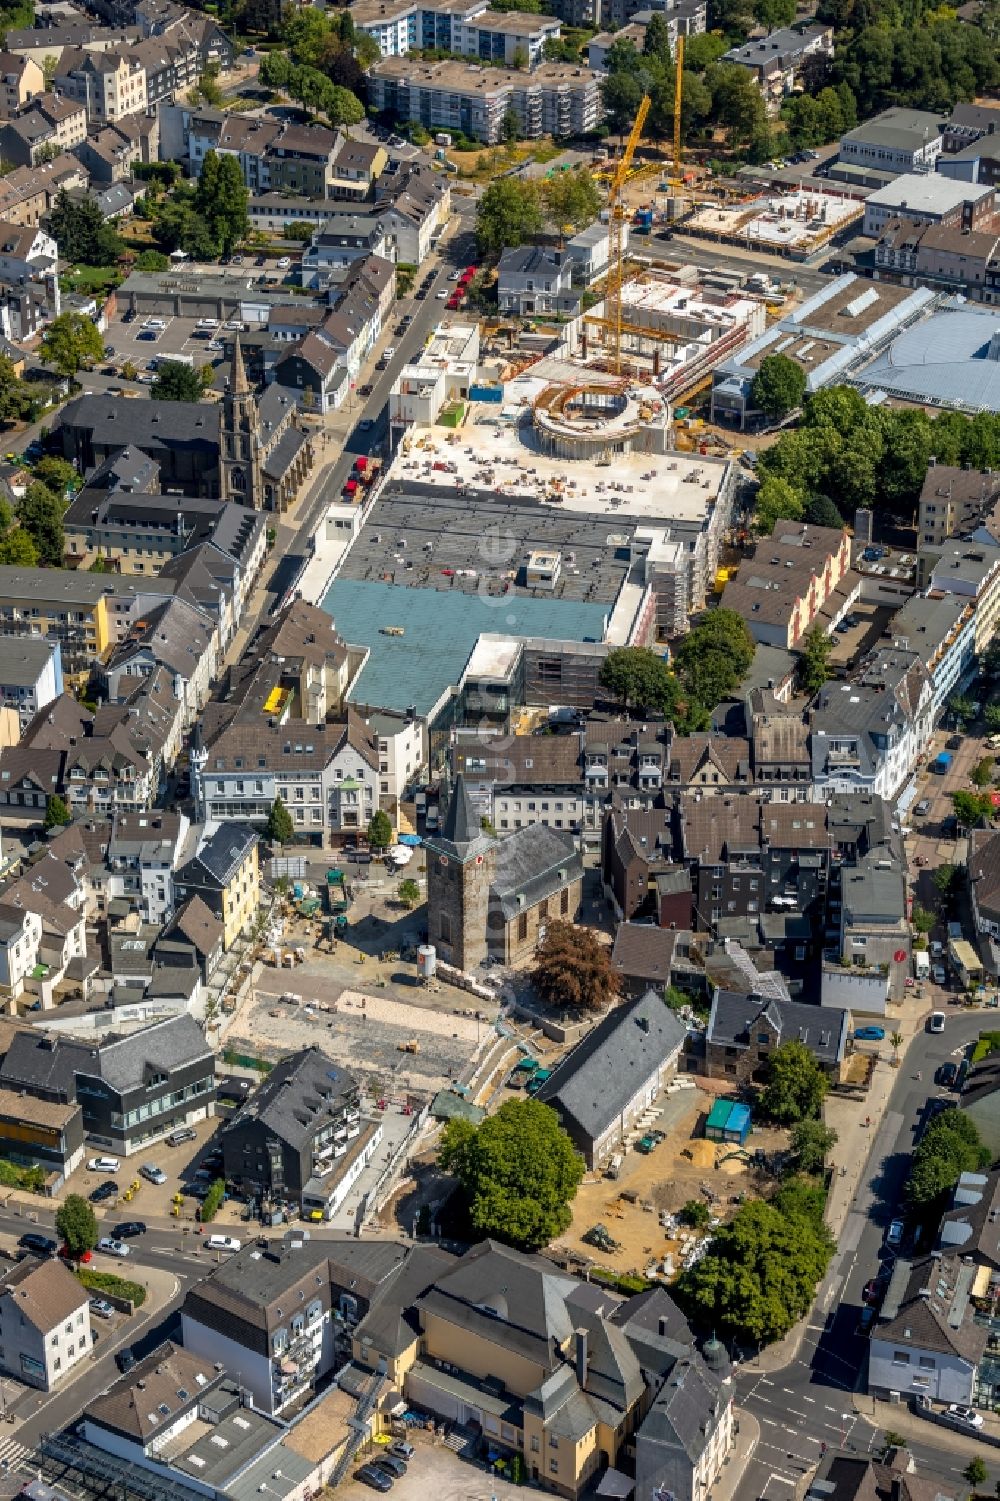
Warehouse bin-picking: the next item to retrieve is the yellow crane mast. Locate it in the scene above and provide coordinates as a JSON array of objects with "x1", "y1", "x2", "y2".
[
  {"x1": 606, "y1": 92, "x2": 651, "y2": 376},
  {"x1": 673, "y1": 34, "x2": 684, "y2": 183}
]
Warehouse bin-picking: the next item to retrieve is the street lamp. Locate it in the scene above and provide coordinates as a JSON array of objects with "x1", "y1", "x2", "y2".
[{"x1": 840, "y1": 1413, "x2": 852, "y2": 1447}]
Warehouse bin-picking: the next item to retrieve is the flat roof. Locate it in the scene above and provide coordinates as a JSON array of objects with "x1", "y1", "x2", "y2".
[
  {"x1": 853, "y1": 302, "x2": 1000, "y2": 412},
  {"x1": 686, "y1": 189, "x2": 861, "y2": 249},
  {"x1": 865, "y1": 173, "x2": 995, "y2": 213},
  {"x1": 842, "y1": 106, "x2": 946, "y2": 150},
  {"x1": 324, "y1": 577, "x2": 609, "y2": 715}
]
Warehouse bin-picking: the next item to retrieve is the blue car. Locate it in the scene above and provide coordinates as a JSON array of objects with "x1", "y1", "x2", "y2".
[{"x1": 854, "y1": 1025, "x2": 885, "y2": 1041}]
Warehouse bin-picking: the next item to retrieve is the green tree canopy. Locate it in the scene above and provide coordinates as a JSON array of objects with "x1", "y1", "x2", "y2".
[
  {"x1": 0, "y1": 527, "x2": 38, "y2": 565},
  {"x1": 150, "y1": 361, "x2": 207, "y2": 403},
  {"x1": 751, "y1": 354, "x2": 807, "y2": 421},
  {"x1": 804, "y1": 494, "x2": 845, "y2": 529},
  {"x1": 134, "y1": 248, "x2": 170, "y2": 271},
  {"x1": 397, "y1": 877, "x2": 421, "y2": 908},
  {"x1": 907, "y1": 1111, "x2": 990, "y2": 1214},
  {"x1": 18, "y1": 481, "x2": 66, "y2": 566},
  {"x1": 543, "y1": 167, "x2": 602, "y2": 236},
  {"x1": 791, "y1": 1119, "x2": 838, "y2": 1175},
  {"x1": 797, "y1": 623, "x2": 834, "y2": 699},
  {"x1": 40, "y1": 312, "x2": 103, "y2": 379},
  {"x1": 476, "y1": 177, "x2": 543, "y2": 260},
  {"x1": 43, "y1": 793, "x2": 72, "y2": 830},
  {"x1": 760, "y1": 1040, "x2": 828, "y2": 1123},
  {"x1": 32, "y1": 457, "x2": 80, "y2": 496},
  {"x1": 677, "y1": 1178, "x2": 835, "y2": 1343},
  {"x1": 439, "y1": 1097, "x2": 584, "y2": 1250},
  {"x1": 952, "y1": 789, "x2": 994, "y2": 828},
  {"x1": 752, "y1": 475, "x2": 805, "y2": 535},
  {"x1": 196, "y1": 150, "x2": 249, "y2": 255},
  {"x1": 55, "y1": 1193, "x2": 98, "y2": 1259},
  {"x1": 46, "y1": 189, "x2": 122, "y2": 266},
  {"x1": 532, "y1": 920, "x2": 620, "y2": 1013},
  {"x1": 367, "y1": 808, "x2": 393, "y2": 849},
  {"x1": 266, "y1": 796, "x2": 294, "y2": 845},
  {"x1": 599, "y1": 646, "x2": 673, "y2": 712}
]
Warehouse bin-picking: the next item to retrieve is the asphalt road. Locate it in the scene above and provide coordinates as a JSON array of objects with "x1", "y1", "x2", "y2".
[
  {"x1": 646, "y1": 233, "x2": 830, "y2": 296},
  {"x1": 734, "y1": 1011, "x2": 999, "y2": 1501}
]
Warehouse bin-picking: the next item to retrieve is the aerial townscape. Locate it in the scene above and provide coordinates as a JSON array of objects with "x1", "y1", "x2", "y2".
[{"x1": 9, "y1": 0, "x2": 1000, "y2": 1500}]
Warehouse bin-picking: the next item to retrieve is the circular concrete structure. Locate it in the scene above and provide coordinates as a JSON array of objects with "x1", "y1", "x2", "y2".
[{"x1": 532, "y1": 381, "x2": 652, "y2": 460}]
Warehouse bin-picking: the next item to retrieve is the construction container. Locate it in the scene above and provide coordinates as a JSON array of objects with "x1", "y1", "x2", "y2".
[
  {"x1": 417, "y1": 944, "x2": 437, "y2": 979},
  {"x1": 705, "y1": 1098, "x2": 751, "y2": 1144}
]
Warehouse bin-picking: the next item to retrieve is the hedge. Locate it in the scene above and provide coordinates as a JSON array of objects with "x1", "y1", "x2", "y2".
[
  {"x1": 76, "y1": 1269, "x2": 147, "y2": 1307},
  {"x1": 198, "y1": 1178, "x2": 225, "y2": 1222},
  {"x1": 590, "y1": 1267, "x2": 648, "y2": 1294},
  {"x1": 972, "y1": 1031, "x2": 1000, "y2": 1064}
]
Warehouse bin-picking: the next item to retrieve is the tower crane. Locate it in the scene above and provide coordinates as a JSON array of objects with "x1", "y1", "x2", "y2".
[{"x1": 605, "y1": 92, "x2": 650, "y2": 376}]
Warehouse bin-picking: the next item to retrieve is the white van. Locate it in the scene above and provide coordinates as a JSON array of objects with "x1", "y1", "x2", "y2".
[
  {"x1": 914, "y1": 950, "x2": 930, "y2": 981},
  {"x1": 205, "y1": 1235, "x2": 241, "y2": 1253}
]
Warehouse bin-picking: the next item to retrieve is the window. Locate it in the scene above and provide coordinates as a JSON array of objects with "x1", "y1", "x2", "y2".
[
  {"x1": 518, "y1": 913, "x2": 528, "y2": 942},
  {"x1": 549, "y1": 1437, "x2": 558, "y2": 1449},
  {"x1": 550, "y1": 1462, "x2": 558, "y2": 1475},
  {"x1": 918, "y1": 1357, "x2": 936, "y2": 1369},
  {"x1": 560, "y1": 888, "x2": 569, "y2": 915},
  {"x1": 530, "y1": 1437, "x2": 539, "y2": 1454},
  {"x1": 892, "y1": 1352, "x2": 910, "y2": 1365}
]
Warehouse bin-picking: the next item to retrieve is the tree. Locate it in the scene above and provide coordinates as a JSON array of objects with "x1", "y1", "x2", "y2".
[
  {"x1": 543, "y1": 167, "x2": 601, "y2": 236},
  {"x1": 755, "y1": 0, "x2": 796, "y2": 26},
  {"x1": 19, "y1": 481, "x2": 66, "y2": 566},
  {"x1": 40, "y1": 312, "x2": 104, "y2": 380},
  {"x1": 907, "y1": 1111, "x2": 990, "y2": 1213},
  {"x1": 43, "y1": 793, "x2": 72, "y2": 830},
  {"x1": 676, "y1": 1179, "x2": 835, "y2": 1344},
  {"x1": 476, "y1": 177, "x2": 543, "y2": 261},
  {"x1": 283, "y1": 220, "x2": 316, "y2": 241},
  {"x1": 199, "y1": 1177, "x2": 225, "y2": 1222},
  {"x1": 439, "y1": 1096, "x2": 583, "y2": 1250},
  {"x1": 889, "y1": 1030, "x2": 903, "y2": 1064},
  {"x1": 266, "y1": 796, "x2": 294, "y2": 845},
  {"x1": 911, "y1": 904, "x2": 935, "y2": 934},
  {"x1": 797, "y1": 623, "x2": 833, "y2": 698},
  {"x1": 599, "y1": 645, "x2": 673, "y2": 711},
  {"x1": 46, "y1": 189, "x2": 122, "y2": 266},
  {"x1": 751, "y1": 354, "x2": 807, "y2": 421},
  {"x1": 602, "y1": 66, "x2": 646, "y2": 136},
  {"x1": 963, "y1": 1458, "x2": 988, "y2": 1490},
  {"x1": 790, "y1": 1119, "x2": 838, "y2": 1175},
  {"x1": 151, "y1": 361, "x2": 206, "y2": 403},
  {"x1": 752, "y1": 475, "x2": 804, "y2": 535},
  {"x1": 398, "y1": 877, "x2": 421, "y2": 908},
  {"x1": 367, "y1": 808, "x2": 393, "y2": 849},
  {"x1": 32, "y1": 457, "x2": 80, "y2": 497},
  {"x1": 501, "y1": 107, "x2": 519, "y2": 143},
  {"x1": 55, "y1": 1194, "x2": 98, "y2": 1260},
  {"x1": 949, "y1": 692, "x2": 977, "y2": 726},
  {"x1": 951, "y1": 790, "x2": 994, "y2": 829},
  {"x1": 973, "y1": 756, "x2": 996, "y2": 789},
  {"x1": 134, "y1": 248, "x2": 170, "y2": 271},
  {"x1": 0, "y1": 527, "x2": 38, "y2": 565},
  {"x1": 326, "y1": 84, "x2": 365, "y2": 128},
  {"x1": 532, "y1": 920, "x2": 620, "y2": 1013},
  {"x1": 680, "y1": 1198, "x2": 711, "y2": 1228},
  {"x1": 760, "y1": 1040, "x2": 828, "y2": 1123},
  {"x1": 674, "y1": 609, "x2": 756, "y2": 710},
  {"x1": 986, "y1": 705, "x2": 1000, "y2": 733},
  {"x1": 196, "y1": 151, "x2": 248, "y2": 255},
  {"x1": 804, "y1": 493, "x2": 846, "y2": 529}
]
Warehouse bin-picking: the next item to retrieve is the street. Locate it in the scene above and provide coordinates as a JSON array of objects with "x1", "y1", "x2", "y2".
[{"x1": 734, "y1": 1010, "x2": 998, "y2": 1500}]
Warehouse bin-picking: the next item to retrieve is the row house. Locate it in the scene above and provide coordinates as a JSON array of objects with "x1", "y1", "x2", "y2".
[
  {"x1": 0, "y1": 93, "x2": 87, "y2": 168},
  {"x1": 100, "y1": 594, "x2": 218, "y2": 728},
  {"x1": 810, "y1": 650, "x2": 933, "y2": 802},
  {"x1": 0, "y1": 153, "x2": 87, "y2": 226},
  {"x1": 107, "y1": 808, "x2": 190, "y2": 924},
  {"x1": 886, "y1": 590, "x2": 977, "y2": 722},
  {"x1": 0, "y1": 51, "x2": 43, "y2": 115},
  {"x1": 54, "y1": 47, "x2": 147, "y2": 124},
  {"x1": 722, "y1": 520, "x2": 850, "y2": 650},
  {"x1": 0, "y1": 850, "x2": 88, "y2": 1004}
]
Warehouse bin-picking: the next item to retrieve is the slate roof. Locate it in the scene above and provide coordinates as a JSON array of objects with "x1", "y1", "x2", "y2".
[
  {"x1": 876, "y1": 1254, "x2": 988, "y2": 1363},
  {"x1": 707, "y1": 989, "x2": 848, "y2": 1066},
  {"x1": 610, "y1": 925, "x2": 678, "y2": 985},
  {"x1": 97, "y1": 1014, "x2": 212, "y2": 1092},
  {"x1": 164, "y1": 895, "x2": 222, "y2": 958},
  {"x1": 178, "y1": 822, "x2": 257, "y2": 890},
  {"x1": 223, "y1": 1046, "x2": 357, "y2": 1152},
  {"x1": 970, "y1": 827, "x2": 1000, "y2": 923},
  {"x1": 492, "y1": 822, "x2": 582, "y2": 921},
  {"x1": 937, "y1": 1167, "x2": 1000, "y2": 1266},
  {"x1": 636, "y1": 1352, "x2": 727, "y2": 1467},
  {"x1": 84, "y1": 1341, "x2": 222, "y2": 1443},
  {"x1": 535, "y1": 991, "x2": 687, "y2": 1145}
]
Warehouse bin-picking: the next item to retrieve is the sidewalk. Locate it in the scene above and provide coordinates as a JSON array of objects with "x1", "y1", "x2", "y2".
[
  {"x1": 711, "y1": 1411, "x2": 760, "y2": 1501},
  {"x1": 853, "y1": 1394, "x2": 997, "y2": 1455}
]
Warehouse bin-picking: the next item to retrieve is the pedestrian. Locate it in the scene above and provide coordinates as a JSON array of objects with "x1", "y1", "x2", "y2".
[{"x1": 865, "y1": 1114, "x2": 871, "y2": 1127}]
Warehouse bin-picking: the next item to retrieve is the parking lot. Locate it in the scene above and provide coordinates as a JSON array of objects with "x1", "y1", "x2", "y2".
[
  {"x1": 827, "y1": 601, "x2": 897, "y2": 671},
  {"x1": 341, "y1": 1430, "x2": 527, "y2": 1501},
  {"x1": 103, "y1": 312, "x2": 240, "y2": 374},
  {"x1": 57, "y1": 1114, "x2": 224, "y2": 1229}
]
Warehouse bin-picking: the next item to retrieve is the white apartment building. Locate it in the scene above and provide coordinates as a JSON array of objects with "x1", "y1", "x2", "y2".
[{"x1": 0, "y1": 1256, "x2": 92, "y2": 1391}]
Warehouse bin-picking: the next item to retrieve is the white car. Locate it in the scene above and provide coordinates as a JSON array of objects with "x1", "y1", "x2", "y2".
[
  {"x1": 205, "y1": 1234, "x2": 241, "y2": 1253},
  {"x1": 97, "y1": 1237, "x2": 130, "y2": 1258},
  {"x1": 140, "y1": 1164, "x2": 166, "y2": 1185},
  {"x1": 947, "y1": 1404, "x2": 984, "y2": 1428},
  {"x1": 435, "y1": 289, "x2": 448, "y2": 299},
  {"x1": 276, "y1": 257, "x2": 291, "y2": 270},
  {"x1": 929, "y1": 1011, "x2": 946, "y2": 1033},
  {"x1": 88, "y1": 1156, "x2": 121, "y2": 1174},
  {"x1": 383, "y1": 346, "x2": 395, "y2": 361}
]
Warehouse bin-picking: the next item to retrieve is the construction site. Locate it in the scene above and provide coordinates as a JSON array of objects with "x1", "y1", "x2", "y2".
[{"x1": 686, "y1": 188, "x2": 865, "y2": 259}]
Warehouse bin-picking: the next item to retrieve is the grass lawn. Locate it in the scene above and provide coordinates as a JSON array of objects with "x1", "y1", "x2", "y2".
[{"x1": 62, "y1": 264, "x2": 124, "y2": 295}]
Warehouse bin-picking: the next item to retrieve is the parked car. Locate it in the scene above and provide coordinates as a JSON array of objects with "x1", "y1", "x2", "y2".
[
  {"x1": 88, "y1": 1156, "x2": 120, "y2": 1173},
  {"x1": 89, "y1": 1298, "x2": 114, "y2": 1320},
  {"x1": 929, "y1": 1010, "x2": 946, "y2": 1033},
  {"x1": 387, "y1": 1442, "x2": 415, "y2": 1461},
  {"x1": 166, "y1": 1128, "x2": 196, "y2": 1147},
  {"x1": 18, "y1": 1233, "x2": 55, "y2": 1257},
  {"x1": 90, "y1": 1181, "x2": 119, "y2": 1204},
  {"x1": 205, "y1": 1234, "x2": 241, "y2": 1253},
  {"x1": 59, "y1": 1244, "x2": 91, "y2": 1263},
  {"x1": 116, "y1": 1348, "x2": 136, "y2": 1373},
  {"x1": 930, "y1": 940, "x2": 944, "y2": 957},
  {"x1": 356, "y1": 1465, "x2": 393, "y2": 1492},
  {"x1": 114, "y1": 1221, "x2": 147, "y2": 1239},
  {"x1": 97, "y1": 1237, "x2": 130, "y2": 1258},
  {"x1": 947, "y1": 1404, "x2": 984, "y2": 1428},
  {"x1": 932, "y1": 965, "x2": 947, "y2": 985},
  {"x1": 856, "y1": 1305, "x2": 876, "y2": 1334},
  {"x1": 915, "y1": 799, "x2": 930, "y2": 815},
  {"x1": 140, "y1": 1164, "x2": 167, "y2": 1185},
  {"x1": 886, "y1": 1218, "x2": 904, "y2": 1247},
  {"x1": 854, "y1": 1026, "x2": 885, "y2": 1041},
  {"x1": 946, "y1": 735, "x2": 963, "y2": 750},
  {"x1": 936, "y1": 1062, "x2": 959, "y2": 1087},
  {"x1": 862, "y1": 1278, "x2": 881, "y2": 1304},
  {"x1": 373, "y1": 1456, "x2": 407, "y2": 1479},
  {"x1": 276, "y1": 256, "x2": 291, "y2": 269}
]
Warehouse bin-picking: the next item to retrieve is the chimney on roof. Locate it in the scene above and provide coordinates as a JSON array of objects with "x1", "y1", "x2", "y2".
[{"x1": 574, "y1": 1328, "x2": 588, "y2": 1389}]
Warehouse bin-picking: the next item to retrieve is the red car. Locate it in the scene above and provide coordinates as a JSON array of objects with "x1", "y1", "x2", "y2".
[
  {"x1": 464, "y1": 265, "x2": 477, "y2": 278},
  {"x1": 60, "y1": 1245, "x2": 93, "y2": 1264},
  {"x1": 447, "y1": 295, "x2": 461, "y2": 310}
]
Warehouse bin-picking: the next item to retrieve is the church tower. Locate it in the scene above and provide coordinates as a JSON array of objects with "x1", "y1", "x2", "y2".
[
  {"x1": 219, "y1": 335, "x2": 263, "y2": 508},
  {"x1": 424, "y1": 775, "x2": 497, "y2": 972}
]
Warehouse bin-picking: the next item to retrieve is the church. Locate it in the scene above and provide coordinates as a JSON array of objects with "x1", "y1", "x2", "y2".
[
  {"x1": 58, "y1": 338, "x2": 314, "y2": 513},
  {"x1": 424, "y1": 776, "x2": 583, "y2": 971}
]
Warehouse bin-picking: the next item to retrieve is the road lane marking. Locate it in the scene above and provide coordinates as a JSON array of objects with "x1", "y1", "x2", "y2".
[{"x1": 803, "y1": 1397, "x2": 816, "y2": 1404}]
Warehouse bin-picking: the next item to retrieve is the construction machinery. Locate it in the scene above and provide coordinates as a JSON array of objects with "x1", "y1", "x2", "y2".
[{"x1": 605, "y1": 92, "x2": 651, "y2": 375}]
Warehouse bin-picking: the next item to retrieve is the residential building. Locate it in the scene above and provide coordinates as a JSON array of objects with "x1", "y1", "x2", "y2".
[
  {"x1": 868, "y1": 1253, "x2": 987, "y2": 1403},
  {"x1": 863, "y1": 175, "x2": 996, "y2": 238},
  {"x1": 721, "y1": 24, "x2": 832, "y2": 110},
  {"x1": 887, "y1": 590, "x2": 976, "y2": 722},
  {"x1": 497, "y1": 245, "x2": 577, "y2": 316},
  {"x1": 368, "y1": 56, "x2": 604, "y2": 144},
  {"x1": 0, "y1": 51, "x2": 43, "y2": 115},
  {"x1": 53, "y1": 46, "x2": 147, "y2": 124},
  {"x1": 962, "y1": 1057, "x2": 1000, "y2": 1154},
  {"x1": 180, "y1": 1237, "x2": 410, "y2": 1416},
  {"x1": 0, "y1": 1088, "x2": 84, "y2": 1182},
  {"x1": 72, "y1": 122, "x2": 141, "y2": 182},
  {"x1": 0, "y1": 93, "x2": 87, "y2": 166},
  {"x1": 722, "y1": 521, "x2": 850, "y2": 649},
  {"x1": 0, "y1": 153, "x2": 87, "y2": 226},
  {"x1": 424, "y1": 775, "x2": 583, "y2": 970},
  {"x1": 968, "y1": 827, "x2": 1000, "y2": 953},
  {"x1": 810, "y1": 652, "x2": 933, "y2": 800},
  {"x1": 925, "y1": 538, "x2": 1000, "y2": 649},
  {"x1": 700, "y1": 988, "x2": 849, "y2": 1082},
  {"x1": 451, "y1": 8, "x2": 561, "y2": 66},
  {"x1": 107, "y1": 809, "x2": 189, "y2": 923},
  {"x1": 81, "y1": 1341, "x2": 227, "y2": 1453},
  {"x1": 838, "y1": 850, "x2": 910, "y2": 972},
  {"x1": 373, "y1": 165, "x2": 451, "y2": 264},
  {"x1": 220, "y1": 1046, "x2": 369, "y2": 1209},
  {"x1": 173, "y1": 820, "x2": 259, "y2": 951},
  {"x1": 609, "y1": 924, "x2": 684, "y2": 997},
  {"x1": 840, "y1": 107, "x2": 945, "y2": 176},
  {"x1": 0, "y1": 1255, "x2": 91, "y2": 1390},
  {"x1": 804, "y1": 1451, "x2": 955, "y2": 1501},
  {"x1": 917, "y1": 461, "x2": 1000, "y2": 548},
  {"x1": 872, "y1": 219, "x2": 1000, "y2": 298},
  {"x1": 0, "y1": 220, "x2": 56, "y2": 281},
  {"x1": 0, "y1": 1013, "x2": 216, "y2": 1155},
  {"x1": 0, "y1": 903, "x2": 44, "y2": 1003},
  {"x1": 0, "y1": 637, "x2": 62, "y2": 731},
  {"x1": 299, "y1": 214, "x2": 390, "y2": 285},
  {"x1": 101, "y1": 595, "x2": 218, "y2": 727},
  {"x1": 937, "y1": 1167, "x2": 1000, "y2": 1270},
  {"x1": 535, "y1": 990, "x2": 687, "y2": 1167},
  {"x1": 0, "y1": 849, "x2": 89, "y2": 1004},
  {"x1": 158, "y1": 895, "x2": 223, "y2": 984}
]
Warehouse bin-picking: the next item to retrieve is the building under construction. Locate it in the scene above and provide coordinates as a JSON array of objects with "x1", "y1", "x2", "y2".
[{"x1": 687, "y1": 188, "x2": 864, "y2": 260}]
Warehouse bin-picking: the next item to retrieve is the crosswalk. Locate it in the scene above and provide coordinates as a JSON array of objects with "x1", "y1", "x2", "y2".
[{"x1": 0, "y1": 1437, "x2": 35, "y2": 1477}]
